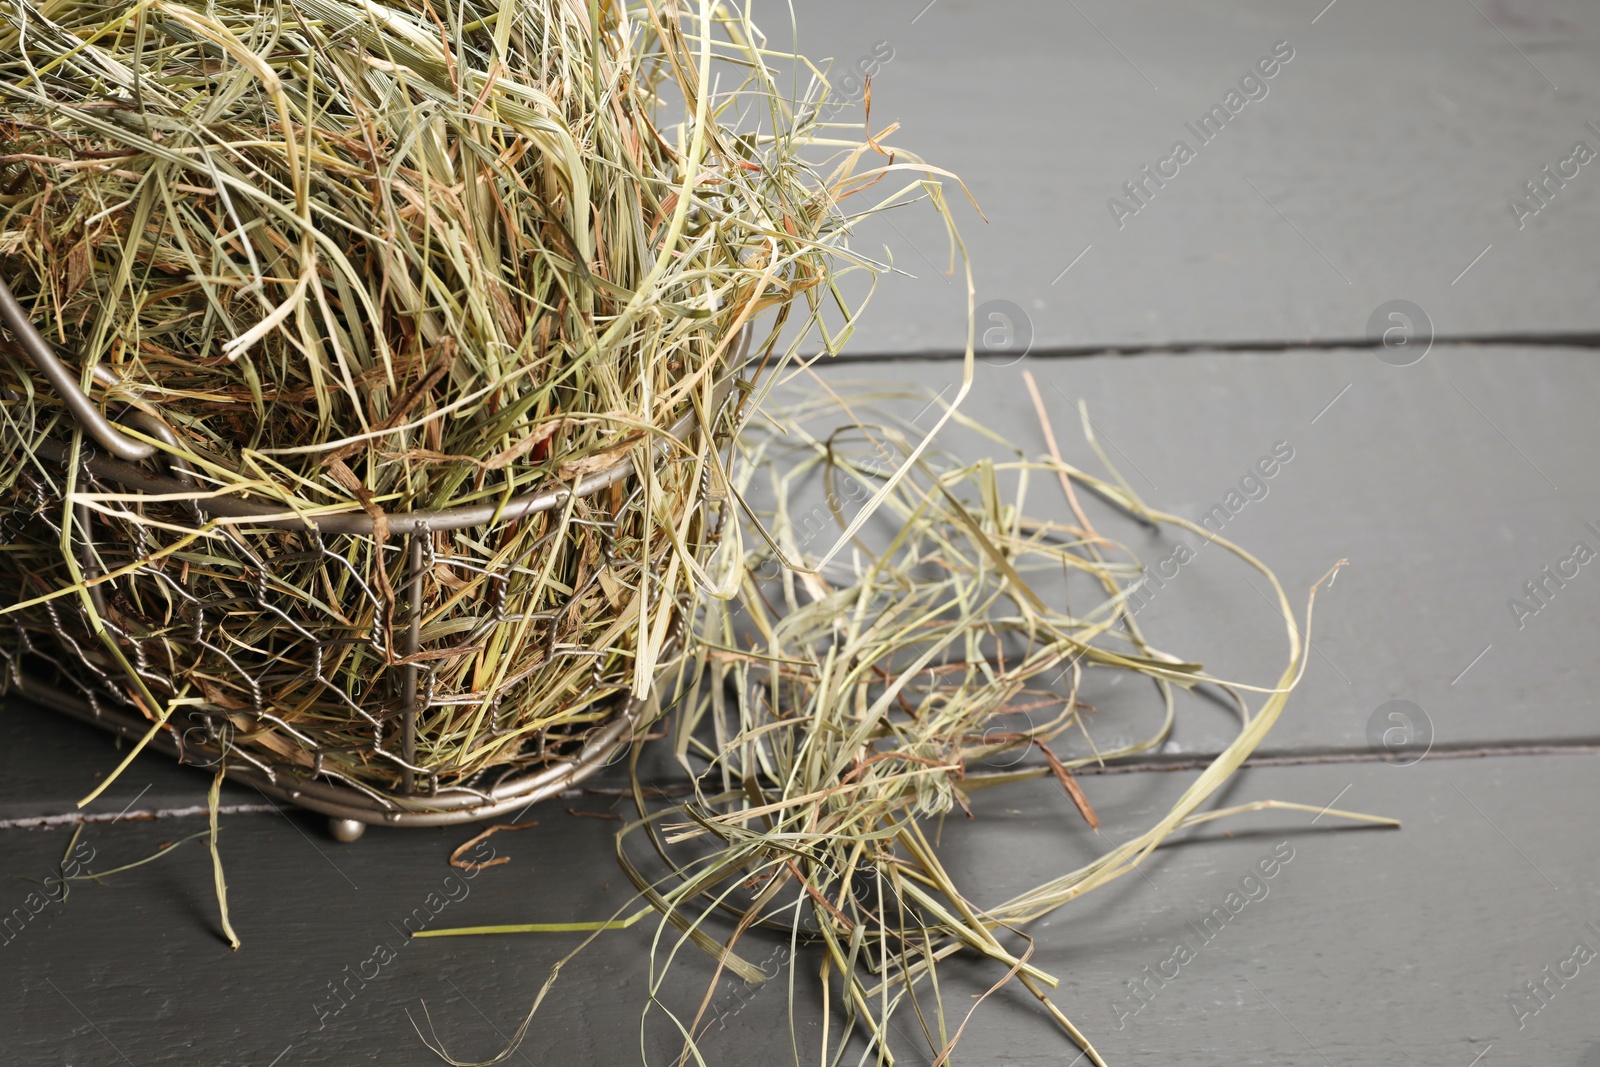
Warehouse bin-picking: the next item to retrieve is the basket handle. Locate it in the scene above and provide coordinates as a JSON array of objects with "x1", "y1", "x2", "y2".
[{"x1": 0, "y1": 275, "x2": 156, "y2": 462}]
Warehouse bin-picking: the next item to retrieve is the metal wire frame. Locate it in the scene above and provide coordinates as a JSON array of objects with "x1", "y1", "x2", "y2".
[{"x1": 0, "y1": 277, "x2": 751, "y2": 833}]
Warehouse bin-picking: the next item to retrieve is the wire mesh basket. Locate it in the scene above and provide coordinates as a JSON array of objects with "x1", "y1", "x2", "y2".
[{"x1": 0, "y1": 277, "x2": 750, "y2": 839}]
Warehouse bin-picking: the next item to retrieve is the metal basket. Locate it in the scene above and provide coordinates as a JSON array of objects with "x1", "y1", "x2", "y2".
[{"x1": 0, "y1": 277, "x2": 748, "y2": 839}]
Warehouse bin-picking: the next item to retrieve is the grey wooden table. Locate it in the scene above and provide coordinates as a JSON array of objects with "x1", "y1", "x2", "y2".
[{"x1": 5, "y1": 2, "x2": 1598, "y2": 1065}]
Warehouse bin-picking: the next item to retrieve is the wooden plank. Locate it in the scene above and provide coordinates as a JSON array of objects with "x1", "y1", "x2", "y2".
[
  {"x1": 781, "y1": 0, "x2": 1600, "y2": 352},
  {"x1": 1, "y1": 752, "x2": 1592, "y2": 1065},
  {"x1": 754, "y1": 344, "x2": 1600, "y2": 756},
  {"x1": 0, "y1": 697, "x2": 264, "y2": 825},
  {"x1": 890, "y1": 752, "x2": 1600, "y2": 1065}
]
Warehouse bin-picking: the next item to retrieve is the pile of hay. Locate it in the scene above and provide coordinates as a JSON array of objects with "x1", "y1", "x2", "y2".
[
  {"x1": 0, "y1": 2, "x2": 1396, "y2": 1059},
  {"x1": 0, "y1": 0, "x2": 861, "y2": 800},
  {"x1": 418, "y1": 388, "x2": 1394, "y2": 1067}
]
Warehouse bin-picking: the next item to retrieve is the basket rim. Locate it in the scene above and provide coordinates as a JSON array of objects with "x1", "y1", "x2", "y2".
[
  {"x1": 15, "y1": 669, "x2": 649, "y2": 826},
  {"x1": 22, "y1": 327, "x2": 753, "y2": 535}
]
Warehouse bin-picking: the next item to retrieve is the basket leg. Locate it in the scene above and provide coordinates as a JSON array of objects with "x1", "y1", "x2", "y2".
[
  {"x1": 400, "y1": 531, "x2": 424, "y2": 794},
  {"x1": 328, "y1": 817, "x2": 366, "y2": 843}
]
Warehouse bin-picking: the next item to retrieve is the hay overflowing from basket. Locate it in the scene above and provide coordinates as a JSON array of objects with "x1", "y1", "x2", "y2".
[
  {"x1": 0, "y1": 0, "x2": 879, "y2": 805},
  {"x1": 417, "y1": 385, "x2": 1397, "y2": 1067}
]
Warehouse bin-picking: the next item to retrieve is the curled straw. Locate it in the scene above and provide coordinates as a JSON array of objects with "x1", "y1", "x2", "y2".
[{"x1": 419, "y1": 391, "x2": 1396, "y2": 1067}]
